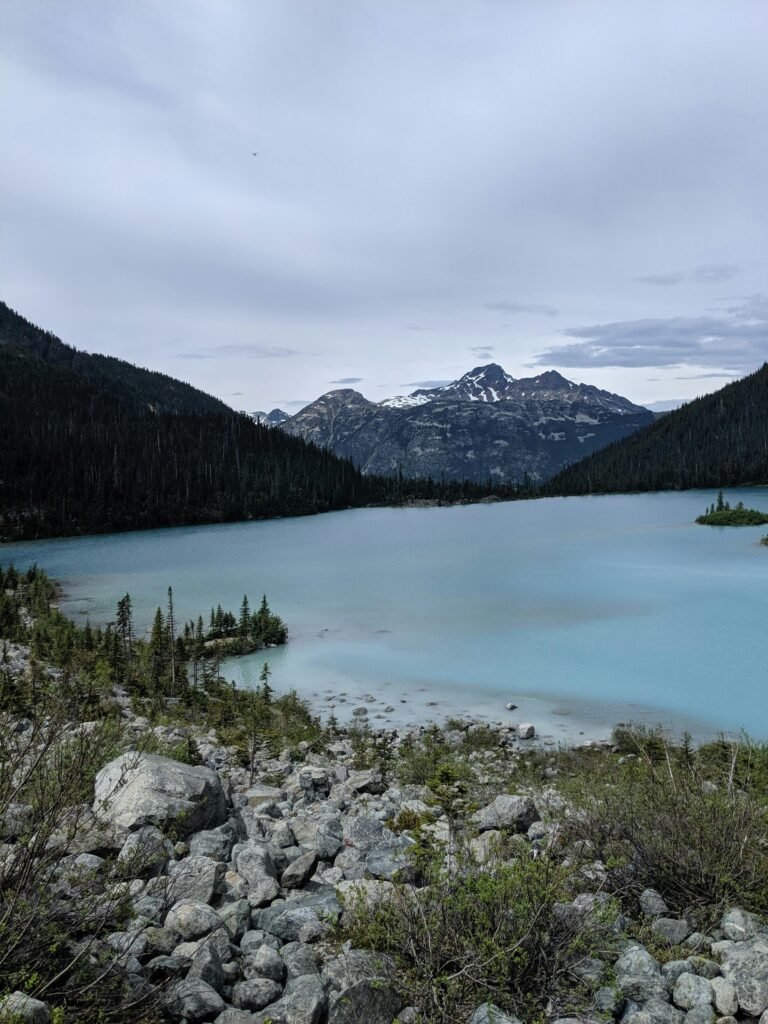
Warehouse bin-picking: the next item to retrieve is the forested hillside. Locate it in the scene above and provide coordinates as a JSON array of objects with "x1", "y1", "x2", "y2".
[
  {"x1": 0, "y1": 315, "x2": 516, "y2": 540},
  {"x1": 0, "y1": 300, "x2": 229, "y2": 415},
  {"x1": 546, "y1": 364, "x2": 768, "y2": 494}
]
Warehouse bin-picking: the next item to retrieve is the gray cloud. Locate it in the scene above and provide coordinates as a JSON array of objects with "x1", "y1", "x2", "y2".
[
  {"x1": 637, "y1": 265, "x2": 742, "y2": 288},
  {"x1": 674, "y1": 372, "x2": 740, "y2": 380},
  {"x1": 694, "y1": 263, "x2": 741, "y2": 283},
  {"x1": 178, "y1": 344, "x2": 302, "y2": 360},
  {"x1": 2, "y1": 2, "x2": 767, "y2": 408},
  {"x1": 485, "y1": 301, "x2": 558, "y2": 316},
  {"x1": 329, "y1": 376, "x2": 364, "y2": 384},
  {"x1": 534, "y1": 310, "x2": 768, "y2": 370},
  {"x1": 403, "y1": 379, "x2": 453, "y2": 388},
  {"x1": 636, "y1": 273, "x2": 685, "y2": 287}
]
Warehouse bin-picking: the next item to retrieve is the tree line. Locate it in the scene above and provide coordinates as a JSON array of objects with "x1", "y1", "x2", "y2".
[
  {"x1": 544, "y1": 363, "x2": 768, "y2": 495},
  {"x1": 0, "y1": 345, "x2": 521, "y2": 541}
]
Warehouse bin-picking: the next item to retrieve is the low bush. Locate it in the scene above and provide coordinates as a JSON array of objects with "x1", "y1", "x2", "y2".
[
  {"x1": 0, "y1": 707, "x2": 163, "y2": 1022},
  {"x1": 342, "y1": 844, "x2": 610, "y2": 1023},
  {"x1": 563, "y1": 728, "x2": 768, "y2": 919}
]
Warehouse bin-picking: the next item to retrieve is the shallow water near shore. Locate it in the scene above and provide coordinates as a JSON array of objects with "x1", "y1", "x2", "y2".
[{"x1": 3, "y1": 489, "x2": 767, "y2": 742}]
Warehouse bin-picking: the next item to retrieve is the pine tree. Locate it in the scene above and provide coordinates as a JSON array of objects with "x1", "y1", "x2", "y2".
[
  {"x1": 239, "y1": 595, "x2": 251, "y2": 639},
  {"x1": 167, "y1": 586, "x2": 176, "y2": 696}
]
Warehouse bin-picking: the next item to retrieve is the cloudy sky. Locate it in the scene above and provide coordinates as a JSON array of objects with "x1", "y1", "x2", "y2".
[{"x1": 2, "y1": 1, "x2": 767, "y2": 413}]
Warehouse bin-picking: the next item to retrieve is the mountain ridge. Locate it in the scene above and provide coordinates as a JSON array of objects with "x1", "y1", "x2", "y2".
[
  {"x1": 284, "y1": 364, "x2": 654, "y2": 483},
  {"x1": 0, "y1": 300, "x2": 230, "y2": 416}
]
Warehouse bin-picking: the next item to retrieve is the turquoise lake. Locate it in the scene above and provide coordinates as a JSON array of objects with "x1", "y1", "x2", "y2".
[{"x1": 3, "y1": 490, "x2": 767, "y2": 742}]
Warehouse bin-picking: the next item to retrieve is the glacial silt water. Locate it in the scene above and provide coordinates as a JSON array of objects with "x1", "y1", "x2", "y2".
[{"x1": 3, "y1": 490, "x2": 767, "y2": 741}]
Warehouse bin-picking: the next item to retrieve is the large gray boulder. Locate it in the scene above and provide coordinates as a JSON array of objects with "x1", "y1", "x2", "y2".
[
  {"x1": 231, "y1": 978, "x2": 283, "y2": 1011},
  {"x1": 251, "y1": 974, "x2": 327, "y2": 1023},
  {"x1": 165, "y1": 899, "x2": 226, "y2": 941},
  {"x1": 94, "y1": 753, "x2": 227, "y2": 837},
  {"x1": 166, "y1": 978, "x2": 225, "y2": 1022},
  {"x1": 468, "y1": 1005, "x2": 522, "y2": 1024},
  {"x1": 0, "y1": 992, "x2": 50, "y2": 1024},
  {"x1": 471, "y1": 794, "x2": 537, "y2": 833},
  {"x1": 328, "y1": 978, "x2": 402, "y2": 1023},
  {"x1": 719, "y1": 934, "x2": 768, "y2": 1017},
  {"x1": 672, "y1": 973, "x2": 713, "y2": 1010}
]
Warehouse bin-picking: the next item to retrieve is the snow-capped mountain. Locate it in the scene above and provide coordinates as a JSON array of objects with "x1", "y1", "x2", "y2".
[
  {"x1": 283, "y1": 364, "x2": 653, "y2": 484},
  {"x1": 250, "y1": 408, "x2": 290, "y2": 426},
  {"x1": 381, "y1": 364, "x2": 641, "y2": 416}
]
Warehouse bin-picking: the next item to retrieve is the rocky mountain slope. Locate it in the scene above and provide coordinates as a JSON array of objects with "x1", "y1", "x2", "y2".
[{"x1": 284, "y1": 364, "x2": 653, "y2": 483}]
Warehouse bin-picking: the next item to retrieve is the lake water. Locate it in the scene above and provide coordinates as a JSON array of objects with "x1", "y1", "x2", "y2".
[{"x1": 3, "y1": 490, "x2": 767, "y2": 743}]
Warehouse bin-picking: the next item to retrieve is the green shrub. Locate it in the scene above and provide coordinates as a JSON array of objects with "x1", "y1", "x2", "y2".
[
  {"x1": 563, "y1": 731, "x2": 768, "y2": 919},
  {"x1": 0, "y1": 708, "x2": 165, "y2": 1022},
  {"x1": 342, "y1": 845, "x2": 608, "y2": 1022}
]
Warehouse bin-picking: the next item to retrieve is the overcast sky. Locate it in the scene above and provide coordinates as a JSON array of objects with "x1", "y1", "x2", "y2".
[{"x1": 2, "y1": 1, "x2": 767, "y2": 413}]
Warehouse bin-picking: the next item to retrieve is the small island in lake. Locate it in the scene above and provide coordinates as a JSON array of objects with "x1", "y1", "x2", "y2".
[{"x1": 696, "y1": 491, "x2": 768, "y2": 526}]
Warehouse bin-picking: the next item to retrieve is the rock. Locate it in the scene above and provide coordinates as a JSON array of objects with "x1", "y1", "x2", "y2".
[
  {"x1": 710, "y1": 978, "x2": 738, "y2": 1016},
  {"x1": 351, "y1": 707, "x2": 368, "y2": 717},
  {"x1": 166, "y1": 978, "x2": 225, "y2": 1022},
  {"x1": 217, "y1": 899, "x2": 251, "y2": 942},
  {"x1": 684, "y1": 1007, "x2": 714, "y2": 1024},
  {"x1": 467, "y1": 1005, "x2": 523, "y2": 1024},
  {"x1": 640, "y1": 889, "x2": 670, "y2": 917},
  {"x1": 321, "y1": 949, "x2": 395, "y2": 992},
  {"x1": 232, "y1": 978, "x2": 283, "y2": 1011},
  {"x1": 0, "y1": 992, "x2": 50, "y2": 1023},
  {"x1": 673, "y1": 973, "x2": 713, "y2": 1010},
  {"x1": 721, "y1": 907, "x2": 760, "y2": 942},
  {"x1": 621, "y1": 974, "x2": 670, "y2": 1003},
  {"x1": 281, "y1": 851, "x2": 318, "y2": 889},
  {"x1": 247, "y1": 876, "x2": 281, "y2": 909},
  {"x1": 165, "y1": 899, "x2": 225, "y2": 941},
  {"x1": 471, "y1": 794, "x2": 537, "y2": 833},
  {"x1": 630, "y1": 997, "x2": 685, "y2": 1024},
  {"x1": 718, "y1": 934, "x2": 768, "y2": 1016},
  {"x1": 246, "y1": 784, "x2": 285, "y2": 808},
  {"x1": 237, "y1": 844, "x2": 278, "y2": 885},
  {"x1": 94, "y1": 753, "x2": 227, "y2": 837},
  {"x1": 653, "y1": 918, "x2": 692, "y2": 946},
  {"x1": 686, "y1": 957, "x2": 720, "y2": 980},
  {"x1": 243, "y1": 944, "x2": 285, "y2": 982},
  {"x1": 664, "y1": 960, "x2": 693, "y2": 990},
  {"x1": 328, "y1": 978, "x2": 403, "y2": 1023},
  {"x1": 346, "y1": 769, "x2": 386, "y2": 795},
  {"x1": 187, "y1": 939, "x2": 225, "y2": 993},
  {"x1": 189, "y1": 824, "x2": 238, "y2": 862},
  {"x1": 594, "y1": 987, "x2": 623, "y2": 1015},
  {"x1": 365, "y1": 836, "x2": 415, "y2": 880},
  {"x1": 258, "y1": 887, "x2": 341, "y2": 942},
  {"x1": 251, "y1": 973, "x2": 327, "y2": 1023},
  {"x1": 281, "y1": 942, "x2": 320, "y2": 980},
  {"x1": 470, "y1": 830, "x2": 503, "y2": 864},
  {"x1": 343, "y1": 814, "x2": 386, "y2": 854},
  {"x1": 116, "y1": 825, "x2": 174, "y2": 877},
  {"x1": 169, "y1": 855, "x2": 225, "y2": 904},
  {"x1": 214, "y1": 1010, "x2": 259, "y2": 1024},
  {"x1": 313, "y1": 817, "x2": 344, "y2": 859},
  {"x1": 517, "y1": 723, "x2": 535, "y2": 739},
  {"x1": 616, "y1": 945, "x2": 661, "y2": 977}
]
